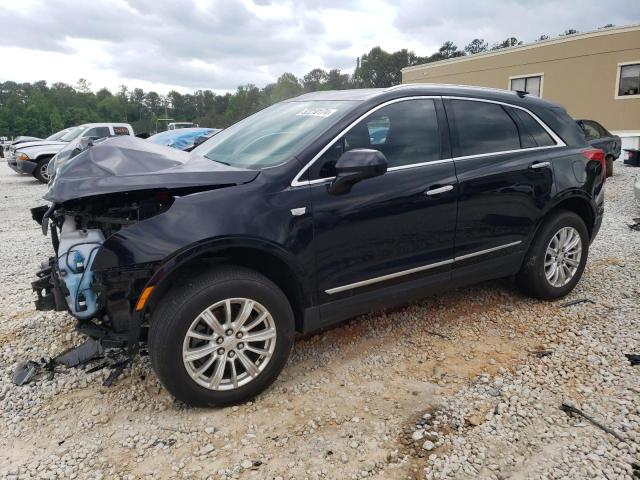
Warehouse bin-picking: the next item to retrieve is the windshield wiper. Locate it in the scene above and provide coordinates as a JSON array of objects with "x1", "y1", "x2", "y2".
[{"x1": 208, "y1": 157, "x2": 230, "y2": 166}]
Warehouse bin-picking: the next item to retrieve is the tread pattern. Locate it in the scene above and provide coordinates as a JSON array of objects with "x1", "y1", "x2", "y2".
[{"x1": 148, "y1": 265, "x2": 294, "y2": 407}]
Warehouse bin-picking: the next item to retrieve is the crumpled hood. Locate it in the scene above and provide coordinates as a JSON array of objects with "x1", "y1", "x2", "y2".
[{"x1": 44, "y1": 136, "x2": 259, "y2": 203}]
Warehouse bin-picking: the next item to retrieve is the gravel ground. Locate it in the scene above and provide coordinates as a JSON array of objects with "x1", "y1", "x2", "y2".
[{"x1": 0, "y1": 160, "x2": 638, "y2": 480}]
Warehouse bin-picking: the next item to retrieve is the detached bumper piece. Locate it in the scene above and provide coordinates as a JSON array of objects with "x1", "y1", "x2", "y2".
[
  {"x1": 32, "y1": 257, "x2": 67, "y2": 312},
  {"x1": 11, "y1": 337, "x2": 132, "y2": 387}
]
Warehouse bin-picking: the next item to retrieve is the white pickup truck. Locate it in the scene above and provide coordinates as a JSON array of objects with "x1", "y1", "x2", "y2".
[{"x1": 7, "y1": 123, "x2": 134, "y2": 183}]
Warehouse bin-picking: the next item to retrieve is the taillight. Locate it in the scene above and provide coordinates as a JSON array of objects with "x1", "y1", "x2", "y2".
[{"x1": 582, "y1": 148, "x2": 606, "y2": 182}]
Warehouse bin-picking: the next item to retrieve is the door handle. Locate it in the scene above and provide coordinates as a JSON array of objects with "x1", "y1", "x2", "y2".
[
  {"x1": 425, "y1": 185, "x2": 454, "y2": 196},
  {"x1": 529, "y1": 161, "x2": 551, "y2": 169}
]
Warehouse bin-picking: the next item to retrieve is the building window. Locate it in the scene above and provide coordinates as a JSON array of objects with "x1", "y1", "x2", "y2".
[
  {"x1": 617, "y1": 63, "x2": 640, "y2": 97},
  {"x1": 509, "y1": 75, "x2": 542, "y2": 97}
]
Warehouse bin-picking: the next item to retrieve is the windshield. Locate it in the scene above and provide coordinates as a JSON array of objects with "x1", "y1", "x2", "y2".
[
  {"x1": 59, "y1": 127, "x2": 83, "y2": 142},
  {"x1": 46, "y1": 129, "x2": 69, "y2": 141},
  {"x1": 192, "y1": 100, "x2": 356, "y2": 169}
]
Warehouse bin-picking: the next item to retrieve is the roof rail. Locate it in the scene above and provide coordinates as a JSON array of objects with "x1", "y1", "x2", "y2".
[{"x1": 385, "y1": 82, "x2": 516, "y2": 94}]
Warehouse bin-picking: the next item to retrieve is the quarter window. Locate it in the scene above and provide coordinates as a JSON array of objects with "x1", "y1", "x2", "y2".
[
  {"x1": 509, "y1": 108, "x2": 556, "y2": 147},
  {"x1": 448, "y1": 100, "x2": 520, "y2": 157},
  {"x1": 309, "y1": 99, "x2": 441, "y2": 180},
  {"x1": 617, "y1": 63, "x2": 640, "y2": 97},
  {"x1": 510, "y1": 75, "x2": 542, "y2": 97}
]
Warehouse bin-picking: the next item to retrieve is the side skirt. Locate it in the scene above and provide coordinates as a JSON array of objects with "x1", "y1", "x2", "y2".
[{"x1": 300, "y1": 250, "x2": 524, "y2": 334}]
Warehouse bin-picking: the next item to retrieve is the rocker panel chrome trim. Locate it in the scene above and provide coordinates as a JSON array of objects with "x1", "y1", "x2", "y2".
[{"x1": 324, "y1": 240, "x2": 523, "y2": 294}]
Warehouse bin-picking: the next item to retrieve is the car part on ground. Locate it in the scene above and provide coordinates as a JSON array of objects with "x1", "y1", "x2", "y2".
[{"x1": 30, "y1": 85, "x2": 605, "y2": 406}]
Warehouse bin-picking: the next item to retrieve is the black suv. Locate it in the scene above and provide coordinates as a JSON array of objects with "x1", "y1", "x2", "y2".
[{"x1": 32, "y1": 85, "x2": 605, "y2": 406}]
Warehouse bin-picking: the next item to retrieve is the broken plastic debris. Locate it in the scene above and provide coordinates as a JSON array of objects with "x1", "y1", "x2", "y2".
[
  {"x1": 560, "y1": 298, "x2": 594, "y2": 308},
  {"x1": 12, "y1": 360, "x2": 38, "y2": 386},
  {"x1": 534, "y1": 350, "x2": 553, "y2": 358},
  {"x1": 625, "y1": 354, "x2": 640, "y2": 366},
  {"x1": 560, "y1": 402, "x2": 625, "y2": 442},
  {"x1": 55, "y1": 338, "x2": 103, "y2": 367}
]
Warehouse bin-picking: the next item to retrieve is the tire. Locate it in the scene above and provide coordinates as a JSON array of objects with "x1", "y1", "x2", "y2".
[
  {"x1": 516, "y1": 210, "x2": 589, "y2": 300},
  {"x1": 148, "y1": 266, "x2": 295, "y2": 407},
  {"x1": 605, "y1": 155, "x2": 614, "y2": 178},
  {"x1": 34, "y1": 157, "x2": 51, "y2": 183}
]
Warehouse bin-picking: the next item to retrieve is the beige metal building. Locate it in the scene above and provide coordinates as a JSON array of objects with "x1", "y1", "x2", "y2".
[{"x1": 402, "y1": 24, "x2": 640, "y2": 150}]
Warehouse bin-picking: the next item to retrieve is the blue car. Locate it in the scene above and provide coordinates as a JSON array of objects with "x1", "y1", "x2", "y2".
[{"x1": 147, "y1": 127, "x2": 221, "y2": 151}]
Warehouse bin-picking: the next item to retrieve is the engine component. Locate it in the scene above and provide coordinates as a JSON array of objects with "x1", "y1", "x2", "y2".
[{"x1": 57, "y1": 216, "x2": 104, "y2": 319}]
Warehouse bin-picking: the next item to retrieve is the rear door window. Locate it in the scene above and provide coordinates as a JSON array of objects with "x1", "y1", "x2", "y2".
[{"x1": 447, "y1": 99, "x2": 520, "y2": 157}]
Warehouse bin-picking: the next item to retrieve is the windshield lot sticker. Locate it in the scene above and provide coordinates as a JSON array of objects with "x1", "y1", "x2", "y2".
[{"x1": 296, "y1": 108, "x2": 337, "y2": 118}]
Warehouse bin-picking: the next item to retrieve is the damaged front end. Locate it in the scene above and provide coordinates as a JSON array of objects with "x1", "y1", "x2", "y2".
[
  {"x1": 30, "y1": 136, "x2": 258, "y2": 352},
  {"x1": 31, "y1": 189, "x2": 172, "y2": 349}
]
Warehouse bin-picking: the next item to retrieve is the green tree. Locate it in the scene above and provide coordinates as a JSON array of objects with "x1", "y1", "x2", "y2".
[
  {"x1": 270, "y1": 73, "x2": 304, "y2": 102},
  {"x1": 464, "y1": 39, "x2": 488, "y2": 55},
  {"x1": 491, "y1": 37, "x2": 523, "y2": 50},
  {"x1": 49, "y1": 108, "x2": 64, "y2": 132},
  {"x1": 354, "y1": 47, "x2": 423, "y2": 87},
  {"x1": 303, "y1": 68, "x2": 329, "y2": 91}
]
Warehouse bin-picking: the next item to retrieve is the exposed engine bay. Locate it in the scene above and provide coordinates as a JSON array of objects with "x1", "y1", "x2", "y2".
[{"x1": 31, "y1": 189, "x2": 175, "y2": 346}]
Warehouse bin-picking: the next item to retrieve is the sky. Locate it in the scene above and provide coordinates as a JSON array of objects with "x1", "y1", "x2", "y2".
[{"x1": 0, "y1": 0, "x2": 638, "y2": 94}]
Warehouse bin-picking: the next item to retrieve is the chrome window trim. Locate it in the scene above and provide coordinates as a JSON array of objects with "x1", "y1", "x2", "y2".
[
  {"x1": 290, "y1": 95, "x2": 565, "y2": 188},
  {"x1": 302, "y1": 157, "x2": 455, "y2": 186},
  {"x1": 441, "y1": 96, "x2": 565, "y2": 147},
  {"x1": 324, "y1": 240, "x2": 522, "y2": 294},
  {"x1": 291, "y1": 95, "x2": 440, "y2": 187},
  {"x1": 452, "y1": 145, "x2": 561, "y2": 162}
]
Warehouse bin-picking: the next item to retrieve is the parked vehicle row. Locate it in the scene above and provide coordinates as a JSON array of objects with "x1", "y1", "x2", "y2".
[
  {"x1": 6, "y1": 123, "x2": 134, "y2": 183},
  {"x1": 30, "y1": 85, "x2": 605, "y2": 407},
  {"x1": 4, "y1": 122, "x2": 216, "y2": 183}
]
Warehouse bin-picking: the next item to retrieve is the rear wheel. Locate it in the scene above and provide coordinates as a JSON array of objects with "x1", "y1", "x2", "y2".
[
  {"x1": 34, "y1": 157, "x2": 51, "y2": 183},
  {"x1": 148, "y1": 266, "x2": 295, "y2": 407},
  {"x1": 605, "y1": 155, "x2": 614, "y2": 178},
  {"x1": 516, "y1": 210, "x2": 588, "y2": 299}
]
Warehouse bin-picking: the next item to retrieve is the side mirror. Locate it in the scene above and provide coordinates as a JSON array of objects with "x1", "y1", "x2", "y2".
[{"x1": 328, "y1": 149, "x2": 388, "y2": 195}]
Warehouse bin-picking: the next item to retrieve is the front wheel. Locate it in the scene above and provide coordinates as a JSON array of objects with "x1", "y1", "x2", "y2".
[
  {"x1": 34, "y1": 158, "x2": 51, "y2": 183},
  {"x1": 148, "y1": 266, "x2": 295, "y2": 407},
  {"x1": 516, "y1": 210, "x2": 589, "y2": 300}
]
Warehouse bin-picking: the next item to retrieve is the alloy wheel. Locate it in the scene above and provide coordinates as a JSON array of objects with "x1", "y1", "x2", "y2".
[
  {"x1": 182, "y1": 298, "x2": 277, "y2": 391},
  {"x1": 544, "y1": 226, "x2": 582, "y2": 287},
  {"x1": 39, "y1": 162, "x2": 50, "y2": 182}
]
